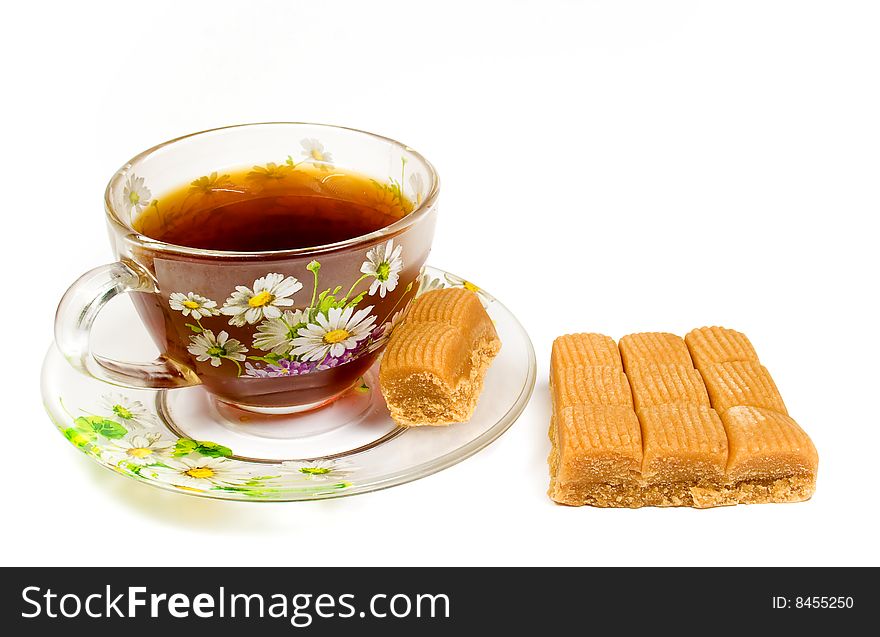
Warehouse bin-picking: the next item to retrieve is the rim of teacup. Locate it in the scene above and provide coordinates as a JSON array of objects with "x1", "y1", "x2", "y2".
[{"x1": 104, "y1": 122, "x2": 440, "y2": 258}]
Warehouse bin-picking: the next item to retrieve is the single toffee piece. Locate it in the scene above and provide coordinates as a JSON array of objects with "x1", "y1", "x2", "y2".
[{"x1": 379, "y1": 288, "x2": 501, "y2": 426}]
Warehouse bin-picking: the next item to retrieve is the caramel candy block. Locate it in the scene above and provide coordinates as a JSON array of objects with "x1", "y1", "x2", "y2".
[
  {"x1": 551, "y1": 333, "x2": 622, "y2": 370},
  {"x1": 685, "y1": 326, "x2": 759, "y2": 369},
  {"x1": 405, "y1": 287, "x2": 495, "y2": 346},
  {"x1": 722, "y1": 406, "x2": 818, "y2": 502},
  {"x1": 379, "y1": 289, "x2": 500, "y2": 427},
  {"x1": 619, "y1": 332, "x2": 693, "y2": 369},
  {"x1": 638, "y1": 404, "x2": 728, "y2": 484},
  {"x1": 551, "y1": 365, "x2": 633, "y2": 410},
  {"x1": 547, "y1": 327, "x2": 817, "y2": 508},
  {"x1": 626, "y1": 364, "x2": 710, "y2": 412},
  {"x1": 549, "y1": 405, "x2": 643, "y2": 507},
  {"x1": 700, "y1": 361, "x2": 787, "y2": 415}
]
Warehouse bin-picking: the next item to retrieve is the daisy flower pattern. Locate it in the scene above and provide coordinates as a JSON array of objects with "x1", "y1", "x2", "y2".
[
  {"x1": 247, "y1": 162, "x2": 291, "y2": 182},
  {"x1": 367, "y1": 302, "x2": 411, "y2": 352},
  {"x1": 149, "y1": 217, "x2": 420, "y2": 378},
  {"x1": 290, "y1": 306, "x2": 377, "y2": 362},
  {"x1": 371, "y1": 183, "x2": 408, "y2": 217},
  {"x1": 221, "y1": 273, "x2": 303, "y2": 327},
  {"x1": 418, "y1": 271, "x2": 445, "y2": 294},
  {"x1": 360, "y1": 239, "x2": 404, "y2": 298},
  {"x1": 187, "y1": 330, "x2": 248, "y2": 367},
  {"x1": 120, "y1": 174, "x2": 151, "y2": 214},
  {"x1": 265, "y1": 359, "x2": 315, "y2": 377},
  {"x1": 102, "y1": 431, "x2": 175, "y2": 467},
  {"x1": 316, "y1": 350, "x2": 355, "y2": 370},
  {"x1": 280, "y1": 458, "x2": 355, "y2": 481},
  {"x1": 102, "y1": 393, "x2": 156, "y2": 429},
  {"x1": 244, "y1": 362, "x2": 270, "y2": 378},
  {"x1": 169, "y1": 292, "x2": 219, "y2": 321},
  {"x1": 252, "y1": 309, "x2": 307, "y2": 355},
  {"x1": 145, "y1": 457, "x2": 254, "y2": 490},
  {"x1": 57, "y1": 387, "x2": 370, "y2": 497},
  {"x1": 444, "y1": 272, "x2": 481, "y2": 294},
  {"x1": 189, "y1": 171, "x2": 234, "y2": 195},
  {"x1": 300, "y1": 138, "x2": 334, "y2": 170},
  {"x1": 408, "y1": 172, "x2": 426, "y2": 205}
]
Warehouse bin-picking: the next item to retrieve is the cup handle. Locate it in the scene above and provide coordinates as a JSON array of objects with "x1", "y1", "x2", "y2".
[{"x1": 54, "y1": 260, "x2": 200, "y2": 389}]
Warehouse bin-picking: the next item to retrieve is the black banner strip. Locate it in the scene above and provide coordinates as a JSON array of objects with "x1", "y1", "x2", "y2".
[{"x1": 1, "y1": 568, "x2": 872, "y2": 634}]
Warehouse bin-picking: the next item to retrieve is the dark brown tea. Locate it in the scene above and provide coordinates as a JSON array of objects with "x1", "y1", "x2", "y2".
[{"x1": 133, "y1": 164, "x2": 413, "y2": 251}]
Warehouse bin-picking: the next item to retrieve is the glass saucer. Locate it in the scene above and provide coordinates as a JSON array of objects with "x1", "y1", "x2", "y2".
[{"x1": 40, "y1": 266, "x2": 536, "y2": 501}]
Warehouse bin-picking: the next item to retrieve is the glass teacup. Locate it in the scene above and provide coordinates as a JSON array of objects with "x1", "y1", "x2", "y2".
[{"x1": 55, "y1": 123, "x2": 439, "y2": 412}]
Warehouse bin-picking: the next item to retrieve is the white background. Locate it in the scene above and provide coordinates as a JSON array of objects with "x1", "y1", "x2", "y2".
[{"x1": 2, "y1": 0, "x2": 878, "y2": 567}]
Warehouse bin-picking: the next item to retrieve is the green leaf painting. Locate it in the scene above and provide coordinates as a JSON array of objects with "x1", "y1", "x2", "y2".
[
  {"x1": 63, "y1": 427, "x2": 96, "y2": 448},
  {"x1": 74, "y1": 416, "x2": 127, "y2": 439},
  {"x1": 173, "y1": 439, "x2": 233, "y2": 458}
]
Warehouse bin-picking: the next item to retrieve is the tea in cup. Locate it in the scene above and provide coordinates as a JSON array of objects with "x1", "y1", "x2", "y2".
[{"x1": 55, "y1": 123, "x2": 438, "y2": 412}]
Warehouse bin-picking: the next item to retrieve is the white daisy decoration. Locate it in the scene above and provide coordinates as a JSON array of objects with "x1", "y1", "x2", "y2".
[
  {"x1": 168, "y1": 292, "x2": 220, "y2": 321},
  {"x1": 253, "y1": 308, "x2": 308, "y2": 355},
  {"x1": 101, "y1": 393, "x2": 157, "y2": 429},
  {"x1": 120, "y1": 174, "x2": 151, "y2": 214},
  {"x1": 408, "y1": 172, "x2": 426, "y2": 205},
  {"x1": 387, "y1": 303, "x2": 410, "y2": 330},
  {"x1": 189, "y1": 172, "x2": 234, "y2": 195},
  {"x1": 187, "y1": 330, "x2": 248, "y2": 367},
  {"x1": 444, "y1": 272, "x2": 481, "y2": 294},
  {"x1": 248, "y1": 162, "x2": 291, "y2": 181},
  {"x1": 360, "y1": 239, "x2": 404, "y2": 298},
  {"x1": 220, "y1": 273, "x2": 303, "y2": 327},
  {"x1": 368, "y1": 302, "x2": 411, "y2": 352},
  {"x1": 280, "y1": 458, "x2": 355, "y2": 481},
  {"x1": 418, "y1": 272, "x2": 445, "y2": 294},
  {"x1": 290, "y1": 306, "x2": 377, "y2": 362},
  {"x1": 144, "y1": 457, "x2": 254, "y2": 490},
  {"x1": 300, "y1": 138, "x2": 334, "y2": 170},
  {"x1": 103, "y1": 431, "x2": 175, "y2": 467}
]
